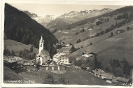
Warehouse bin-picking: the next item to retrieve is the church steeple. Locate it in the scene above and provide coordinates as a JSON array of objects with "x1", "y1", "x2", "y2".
[{"x1": 39, "y1": 35, "x2": 44, "y2": 53}]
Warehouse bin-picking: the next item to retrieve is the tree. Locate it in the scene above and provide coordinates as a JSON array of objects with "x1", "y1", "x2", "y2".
[
  {"x1": 6, "y1": 49, "x2": 10, "y2": 56},
  {"x1": 105, "y1": 66, "x2": 111, "y2": 73},
  {"x1": 90, "y1": 42, "x2": 93, "y2": 45},
  {"x1": 81, "y1": 64, "x2": 87, "y2": 70},
  {"x1": 127, "y1": 26, "x2": 130, "y2": 30},
  {"x1": 58, "y1": 77, "x2": 66, "y2": 84},
  {"x1": 33, "y1": 53, "x2": 36, "y2": 59},
  {"x1": 80, "y1": 28, "x2": 85, "y2": 33},
  {"x1": 100, "y1": 31, "x2": 105, "y2": 35},
  {"x1": 96, "y1": 21, "x2": 102, "y2": 25},
  {"x1": 70, "y1": 44, "x2": 76, "y2": 53},
  {"x1": 11, "y1": 50, "x2": 15, "y2": 56},
  {"x1": 110, "y1": 58, "x2": 120, "y2": 68},
  {"x1": 30, "y1": 46, "x2": 33, "y2": 53},
  {"x1": 44, "y1": 74, "x2": 54, "y2": 84},
  {"x1": 19, "y1": 50, "x2": 22, "y2": 57},
  {"x1": 109, "y1": 32, "x2": 114, "y2": 37},
  {"x1": 77, "y1": 39, "x2": 81, "y2": 43},
  {"x1": 96, "y1": 33, "x2": 100, "y2": 36},
  {"x1": 69, "y1": 57, "x2": 76, "y2": 64},
  {"x1": 75, "y1": 32, "x2": 79, "y2": 35},
  {"x1": 93, "y1": 54, "x2": 99, "y2": 69},
  {"x1": 121, "y1": 58, "x2": 130, "y2": 76},
  {"x1": 74, "y1": 59, "x2": 82, "y2": 66},
  {"x1": 113, "y1": 67, "x2": 123, "y2": 77},
  {"x1": 81, "y1": 46, "x2": 83, "y2": 48}
]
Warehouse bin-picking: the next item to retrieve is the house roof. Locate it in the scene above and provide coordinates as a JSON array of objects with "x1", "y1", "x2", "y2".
[
  {"x1": 92, "y1": 69, "x2": 113, "y2": 79},
  {"x1": 101, "y1": 72, "x2": 113, "y2": 79},
  {"x1": 57, "y1": 47, "x2": 71, "y2": 53},
  {"x1": 53, "y1": 52, "x2": 68, "y2": 59},
  {"x1": 60, "y1": 54, "x2": 69, "y2": 57},
  {"x1": 116, "y1": 77, "x2": 129, "y2": 83}
]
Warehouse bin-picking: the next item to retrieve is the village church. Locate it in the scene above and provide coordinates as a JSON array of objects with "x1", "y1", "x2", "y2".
[{"x1": 36, "y1": 36, "x2": 51, "y2": 65}]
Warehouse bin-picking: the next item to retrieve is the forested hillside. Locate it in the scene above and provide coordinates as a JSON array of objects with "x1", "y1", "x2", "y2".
[{"x1": 4, "y1": 3, "x2": 58, "y2": 57}]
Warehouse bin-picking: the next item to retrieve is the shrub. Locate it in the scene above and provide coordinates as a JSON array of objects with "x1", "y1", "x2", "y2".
[{"x1": 44, "y1": 74, "x2": 54, "y2": 84}]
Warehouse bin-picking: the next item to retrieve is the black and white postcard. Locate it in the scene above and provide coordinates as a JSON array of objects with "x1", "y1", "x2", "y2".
[{"x1": 1, "y1": 0, "x2": 133, "y2": 87}]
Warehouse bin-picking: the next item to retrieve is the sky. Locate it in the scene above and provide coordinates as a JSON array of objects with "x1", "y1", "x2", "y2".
[{"x1": 8, "y1": 3, "x2": 125, "y2": 17}]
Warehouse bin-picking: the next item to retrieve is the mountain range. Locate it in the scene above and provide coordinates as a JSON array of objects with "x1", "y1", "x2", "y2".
[{"x1": 24, "y1": 8, "x2": 113, "y2": 31}]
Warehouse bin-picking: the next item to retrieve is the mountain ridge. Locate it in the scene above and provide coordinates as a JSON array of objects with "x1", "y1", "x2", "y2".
[{"x1": 47, "y1": 8, "x2": 113, "y2": 30}]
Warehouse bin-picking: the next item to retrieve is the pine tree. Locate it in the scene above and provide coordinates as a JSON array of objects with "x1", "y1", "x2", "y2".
[
  {"x1": 93, "y1": 54, "x2": 99, "y2": 69},
  {"x1": 122, "y1": 58, "x2": 130, "y2": 76},
  {"x1": 44, "y1": 74, "x2": 54, "y2": 84},
  {"x1": 11, "y1": 50, "x2": 15, "y2": 56},
  {"x1": 19, "y1": 50, "x2": 22, "y2": 57},
  {"x1": 70, "y1": 44, "x2": 76, "y2": 53},
  {"x1": 30, "y1": 46, "x2": 33, "y2": 53}
]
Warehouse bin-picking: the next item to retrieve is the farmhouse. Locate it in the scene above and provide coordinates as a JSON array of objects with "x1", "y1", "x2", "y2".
[
  {"x1": 53, "y1": 52, "x2": 69, "y2": 65},
  {"x1": 92, "y1": 69, "x2": 114, "y2": 80},
  {"x1": 59, "y1": 55, "x2": 69, "y2": 65},
  {"x1": 116, "y1": 77, "x2": 129, "y2": 83},
  {"x1": 92, "y1": 69, "x2": 130, "y2": 85},
  {"x1": 82, "y1": 52, "x2": 94, "y2": 58},
  {"x1": 116, "y1": 29, "x2": 125, "y2": 34},
  {"x1": 4, "y1": 56, "x2": 22, "y2": 63},
  {"x1": 36, "y1": 36, "x2": 51, "y2": 65},
  {"x1": 23, "y1": 60, "x2": 35, "y2": 65}
]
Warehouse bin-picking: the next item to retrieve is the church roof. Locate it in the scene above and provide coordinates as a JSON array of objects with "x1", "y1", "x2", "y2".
[
  {"x1": 42, "y1": 49, "x2": 49, "y2": 55},
  {"x1": 37, "y1": 49, "x2": 50, "y2": 56}
]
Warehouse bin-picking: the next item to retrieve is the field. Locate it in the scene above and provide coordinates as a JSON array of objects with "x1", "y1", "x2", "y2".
[
  {"x1": 54, "y1": 16, "x2": 124, "y2": 45},
  {"x1": 68, "y1": 20, "x2": 133, "y2": 63},
  {"x1": 18, "y1": 66, "x2": 110, "y2": 85},
  {"x1": 4, "y1": 39, "x2": 38, "y2": 54},
  {"x1": 97, "y1": 32, "x2": 133, "y2": 66}
]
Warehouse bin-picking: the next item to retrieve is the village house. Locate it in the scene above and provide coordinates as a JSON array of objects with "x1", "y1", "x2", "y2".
[
  {"x1": 116, "y1": 77, "x2": 130, "y2": 84},
  {"x1": 4, "y1": 56, "x2": 22, "y2": 63},
  {"x1": 22, "y1": 60, "x2": 35, "y2": 66},
  {"x1": 116, "y1": 29, "x2": 125, "y2": 34},
  {"x1": 75, "y1": 52, "x2": 95, "y2": 61},
  {"x1": 62, "y1": 36, "x2": 71, "y2": 40},
  {"x1": 36, "y1": 36, "x2": 51, "y2": 65},
  {"x1": 92, "y1": 69, "x2": 130, "y2": 85},
  {"x1": 59, "y1": 55, "x2": 69, "y2": 65},
  {"x1": 53, "y1": 52, "x2": 69, "y2": 65},
  {"x1": 73, "y1": 65, "x2": 81, "y2": 70},
  {"x1": 82, "y1": 52, "x2": 94, "y2": 58},
  {"x1": 92, "y1": 69, "x2": 114, "y2": 80}
]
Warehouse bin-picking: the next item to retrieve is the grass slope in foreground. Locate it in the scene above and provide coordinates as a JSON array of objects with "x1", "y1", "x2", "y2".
[{"x1": 19, "y1": 66, "x2": 110, "y2": 85}]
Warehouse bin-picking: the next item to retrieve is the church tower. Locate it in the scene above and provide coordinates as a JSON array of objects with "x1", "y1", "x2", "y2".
[
  {"x1": 39, "y1": 35, "x2": 44, "y2": 53},
  {"x1": 36, "y1": 35, "x2": 51, "y2": 65}
]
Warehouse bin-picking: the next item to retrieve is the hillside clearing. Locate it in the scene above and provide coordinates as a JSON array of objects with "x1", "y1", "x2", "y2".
[
  {"x1": 4, "y1": 39, "x2": 38, "y2": 55},
  {"x1": 69, "y1": 29, "x2": 133, "y2": 66}
]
